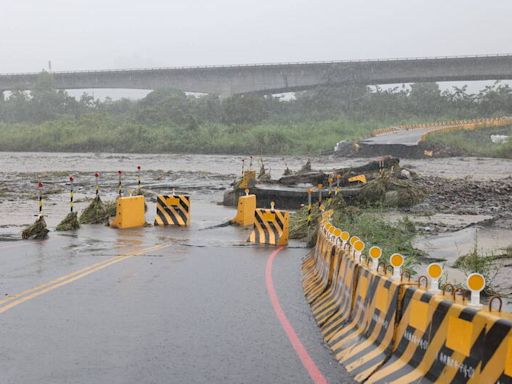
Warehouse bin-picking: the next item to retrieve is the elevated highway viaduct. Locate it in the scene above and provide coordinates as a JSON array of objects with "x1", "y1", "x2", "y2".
[{"x1": 1, "y1": 54, "x2": 512, "y2": 97}]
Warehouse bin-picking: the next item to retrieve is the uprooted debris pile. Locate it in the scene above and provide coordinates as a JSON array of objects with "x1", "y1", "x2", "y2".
[
  {"x1": 278, "y1": 156, "x2": 400, "y2": 186},
  {"x1": 290, "y1": 170, "x2": 426, "y2": 242},
  {"x1": 357, "y1": 171, "x2": 426, "y2": 208},
  {"x1": 22, "y1": 216, "x2": 49, "y2": 240},
  {"x1": 56, "y1": 212, "x2": 80, "y2": 231},
  {"x1": 79, "y1": 196, "x2": 116, "y2": 224},
  {"x1": 290, "y1": 194, "x2": 346, "y2": 246}
]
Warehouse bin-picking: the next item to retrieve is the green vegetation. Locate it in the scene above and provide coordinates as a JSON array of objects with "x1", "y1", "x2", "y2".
[
  {"x1": 331, "y1": 208, "x2": 422, "y2": 271},
  {"x1": 453, "y1": 246, "x2": 499, "y2": 294},
  {"x1": 2, "y1": 72, "x2": 512, "y2": 155},
  {"x1": 426, "y1": 125, "x2": 512, "y2": 158},
  {"x1": 0, "y1": 117, "x2": 380, "y2": 155},
  {"x1": 290, "y1": 202, "x2": 422, "y2": 270}
]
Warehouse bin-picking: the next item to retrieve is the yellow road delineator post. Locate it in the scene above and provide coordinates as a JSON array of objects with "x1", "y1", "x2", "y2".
[
  {"x1": 69, "y1": 176, "x2": 75, "y2": 213},
  {"x1": 95, "y1": 172, "x2": 100, "y2": 197},
  {"x1": 37, "y1": 181, "x2": 43, "y2": 217},
  {"x1": 117, "y1": 170, "x2": 123, "y2": 197},
  {"x1": 427, "y1": 262, "x2": 443, "y2": 293},
  {"x1": 154, "y1": 194, "x2": 191, "y2": 227},
  {"x1": 110, "y1": 195, "x2": 146, "y2": 229},
  {"x1": 137, "y1": 165, "x2": 141, "y2": 190},
  {"x1": 232, "y1": 189, "x2": 256, "y2": 226},
  {"x1": 21, "y1": 181, "x2": 49, "y2": 240},
  {"x1": 56, "y1": 175, "x2": 80, "y2": 231},
  {"x1": 248, "y1": 202, "x2": 289, "y2": 246},
  {"x1": 389, "y1": 253, "x2": 404, "y2": 281}
]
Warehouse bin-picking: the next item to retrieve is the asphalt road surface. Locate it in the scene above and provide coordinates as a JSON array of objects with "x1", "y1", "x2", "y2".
[
  {"x1": 361, "y1": 128, "x2": 432, "y2": 146},
  {"x1": 0, "y1": 201, "x2": 353, "y2": 384}
]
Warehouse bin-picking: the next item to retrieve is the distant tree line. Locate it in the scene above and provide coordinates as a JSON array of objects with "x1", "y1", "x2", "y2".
[{"x1": 1, "y1": 71, "x2": 512, "y2": 126}]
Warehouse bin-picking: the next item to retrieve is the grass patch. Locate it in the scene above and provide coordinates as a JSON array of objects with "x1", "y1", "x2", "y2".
[
  {"x1": 426, "y1": 125, "x2": 512, "y2": 158},
  {"x1": 290, "y1": 201, "x2": 423, "y2": 271},
  {"x1": 0, "y1": 115, "x2": 392, "y2": 155},
  {"x1": 331, "y1": 208, "x2": 422, "y2": 271},
  {"x1": 453, "y1": 245, "x2": 499, "y2": 294}
]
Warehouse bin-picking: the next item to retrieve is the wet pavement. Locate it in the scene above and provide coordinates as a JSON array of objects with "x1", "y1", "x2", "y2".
[
  {"x1": 361, "y1": 128, "x2": 431, "y2": 146},
  {"x1": 0, "y1": 200, "x2": 353, "y2": 384}
]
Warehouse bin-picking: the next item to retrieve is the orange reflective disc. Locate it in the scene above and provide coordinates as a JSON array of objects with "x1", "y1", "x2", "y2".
[
  {"x1": 350, "y1": 236, "x2": 360, "y2": 247},
  {"x1": 353, "y1": 240, "x2": 365, "y2": 252},
  {"x1": 467, "y1": 273, "x2": 485, "y2": 292},
  {"x1": 427, "y1": 263, "x2": 443, "y2": 279},
  {"x1": 341, "y1": 232, "x2": 350, "y2": 242},
  {"x1": 390, "y1": 253, "x2": 404, "y2": 268},
  {"x1": 369, "y1": 246, "x2": 382, "y2": 259}
]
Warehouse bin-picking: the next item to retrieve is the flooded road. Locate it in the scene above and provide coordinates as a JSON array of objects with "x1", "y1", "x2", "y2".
[
  {"x1": 1, "y1": 151, "x2": 511, "y2": 231},
  {"x1": 0, "y1": 151, "x2": 511, "y2": 382},
  {"x1": 0, "y1": 200, "x2": 353, "y2": 384}
]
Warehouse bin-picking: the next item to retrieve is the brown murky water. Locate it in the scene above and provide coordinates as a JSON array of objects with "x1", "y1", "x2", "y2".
[{"x1": 1, "y1": 151, "x2": 512, "y2": 303}]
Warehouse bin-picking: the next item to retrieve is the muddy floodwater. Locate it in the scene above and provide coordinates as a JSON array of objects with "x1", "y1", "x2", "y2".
[
  {"x1": 1, "y1": 151, "x2": 512, "y2": 178},
  {"x1": 1, "y1": 151, "x2": 512, "y2": 300}
]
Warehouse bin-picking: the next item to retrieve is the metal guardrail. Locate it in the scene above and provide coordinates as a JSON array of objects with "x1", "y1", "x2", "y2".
[{"x1": 1, "y1": 53, "x2": 512, "y2": 77}]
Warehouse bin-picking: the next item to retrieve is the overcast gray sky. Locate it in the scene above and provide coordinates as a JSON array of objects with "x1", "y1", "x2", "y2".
[{"x1": 1, "y1": 0, "x2": 511, "y2": 73}]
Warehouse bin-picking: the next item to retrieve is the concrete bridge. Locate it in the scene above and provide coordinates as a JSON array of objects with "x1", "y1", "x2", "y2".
[{"x1": 1, "y1": 54, "x2": 512, "y2": 97}]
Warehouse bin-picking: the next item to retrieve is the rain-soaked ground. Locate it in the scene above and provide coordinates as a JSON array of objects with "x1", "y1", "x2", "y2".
[{"x1": 0, "y1": 151, "x2": 512, "y2": 382}]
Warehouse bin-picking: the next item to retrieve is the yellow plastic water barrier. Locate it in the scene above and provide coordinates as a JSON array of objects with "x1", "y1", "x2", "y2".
[
  {"x1": 239, "y1": 170, "x2": 256, "y2": 189},
  {"x1": 154, "y1": 194, "x2": 191, "y2": 227},
  {"x1": 110, "y1": 196, "x2": 146, "y2": 229},
  {"x1": 232, "y1": 192, "x2": 256, "y2": 226}
]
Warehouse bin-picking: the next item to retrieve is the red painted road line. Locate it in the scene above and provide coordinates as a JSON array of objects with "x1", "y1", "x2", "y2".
[{"x1": 265, "y1": 247, "x2": 329, "y2": 384}]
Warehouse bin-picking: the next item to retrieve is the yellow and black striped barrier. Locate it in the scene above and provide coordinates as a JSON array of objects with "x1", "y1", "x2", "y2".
[
  {"x1": 248, "y1": 203, "x2": 289, "y2": 246},
  {"x1": 154, "y1": 194, "x2": 191, "y2": 227},
  {"x1": 303, "y1": 220, "x2": 512, "y2": 383}
]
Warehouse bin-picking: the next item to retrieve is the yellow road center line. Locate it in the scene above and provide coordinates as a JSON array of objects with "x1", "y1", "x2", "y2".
[
  {"x1": 0, "y1": 243, "x2": 145, "y2": 305},
  {"x1": 0, "y1": 253, "x2": 128, "y2": 306},
  {"x1": 0, "y1": 242, "x2": 172, "y2": 314}
]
